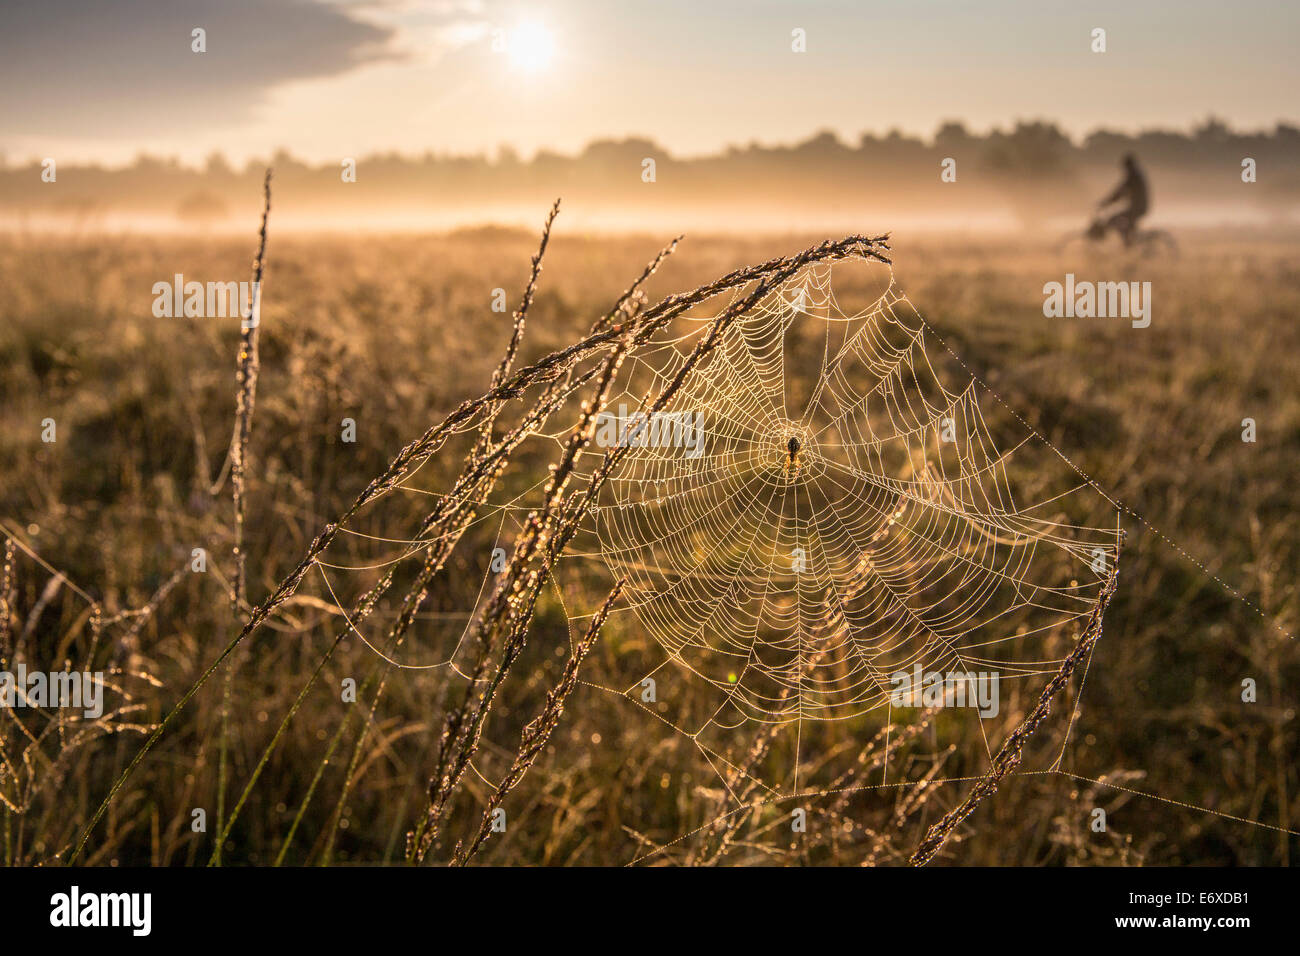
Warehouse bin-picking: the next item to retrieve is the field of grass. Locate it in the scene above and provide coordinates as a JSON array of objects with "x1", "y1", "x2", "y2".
[{"x1": 1, "y1": 224, "x2": 1297, "y2": 865}]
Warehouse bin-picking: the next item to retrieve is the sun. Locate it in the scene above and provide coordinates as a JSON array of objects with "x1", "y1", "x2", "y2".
[{"x1": 506, "y1": 20, "x2": 556, "y2": 72}]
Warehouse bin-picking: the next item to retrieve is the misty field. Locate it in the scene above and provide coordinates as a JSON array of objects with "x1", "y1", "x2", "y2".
[{"x1": 0, "y1": 225, "x2": 1297, "y2": 865}]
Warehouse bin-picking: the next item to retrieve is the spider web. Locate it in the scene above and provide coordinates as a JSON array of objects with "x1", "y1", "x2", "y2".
[
  {"x1": 286, "y1": 253, "x2": 1137, "y2": 862},
  {"x1": 578, "y1": 259, "x2": 1121, "y2": 728}
]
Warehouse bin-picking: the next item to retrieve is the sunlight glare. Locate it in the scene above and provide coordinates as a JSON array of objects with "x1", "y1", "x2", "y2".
[{"x1": 507, "y1": 20, "x2": 556, "y2": 73}]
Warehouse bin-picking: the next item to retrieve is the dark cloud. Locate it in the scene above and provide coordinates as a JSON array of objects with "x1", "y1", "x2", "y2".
[{"x1": 0, "y1": 0, "x2": 398, "y2": 136}]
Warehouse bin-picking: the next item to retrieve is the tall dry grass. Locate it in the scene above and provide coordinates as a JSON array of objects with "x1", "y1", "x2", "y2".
[{"x1": 0, "y1": 191, "x2": 1295, "y2": 865}]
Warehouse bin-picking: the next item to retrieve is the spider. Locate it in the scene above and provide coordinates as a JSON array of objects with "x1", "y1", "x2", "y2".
[{"x1": 784, "y1": 435, "x2": 802, "y2": 476}]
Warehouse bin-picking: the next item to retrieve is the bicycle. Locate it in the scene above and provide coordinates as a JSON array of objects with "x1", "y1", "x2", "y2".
[{"x1": 1057, "y1": 213, "x2": 1178, "y2": 257}]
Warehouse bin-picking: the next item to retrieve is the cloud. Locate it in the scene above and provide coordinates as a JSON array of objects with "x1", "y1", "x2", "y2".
[{"x1": 0, "y1": 0, "x2": 400, "y2": 136}]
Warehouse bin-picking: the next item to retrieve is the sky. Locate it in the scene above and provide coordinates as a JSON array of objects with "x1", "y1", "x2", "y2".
[{"x1": 2, "y1": 0, "x2": 1298, "y2": 166}]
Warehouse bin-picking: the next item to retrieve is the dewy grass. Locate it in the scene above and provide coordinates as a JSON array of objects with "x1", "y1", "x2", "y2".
[
  {"x1": 68, "y1": 182, "x2": 896, "y2": 865},
  {"x1": 216, "y1": 168, "x2": 271, "y2": 867},
  {"x1": 11, "y1": 177, "x2": 1160, "y2": 869}
]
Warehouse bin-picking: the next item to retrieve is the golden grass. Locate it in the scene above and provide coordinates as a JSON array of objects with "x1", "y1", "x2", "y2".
[{"x1": 0, "y1": 220, "x2": 1296, "y2": 866}]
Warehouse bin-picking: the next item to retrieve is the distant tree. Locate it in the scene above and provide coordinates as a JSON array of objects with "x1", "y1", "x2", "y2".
[
  {"x1": 933, "y1": 121, "x2": 973, "y2": 153},
  {"x1": 797, "y1": 130, "x2": 850, "y2": 154},
  {"x1": 984, "y1": 121, "x2": 1074, "y2": 177},
  {"x1": 204, "y1": 152, "x2": 233, "y2": 178},
  {"x1": 1193, "y1": 116, "x2": 1232, "y2": 143}
]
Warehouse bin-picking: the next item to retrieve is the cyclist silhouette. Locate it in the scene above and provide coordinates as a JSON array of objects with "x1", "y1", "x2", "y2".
[{"x1": 1096, "y1": 153, "x2": 1149, "y2": 247}]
